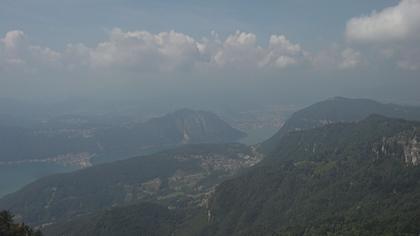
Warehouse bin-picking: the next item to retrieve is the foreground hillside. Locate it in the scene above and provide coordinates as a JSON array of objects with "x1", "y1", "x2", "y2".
[
  {"x1": 3, "y1": 98, "x2": 420, "y2": 235},
  {"x1": 43, "y1": 203, "x2": 207, "y2": 236},
  {"x1": 0, "y1": 210, "x2": 42, "y2": 236},
  {"x1": 205, "y1": 115, "x2": 420, "y2": 235},
  {"x1": 0, "y1": 143, "x2": 261, "y2": 226},
  {"x1": 39, "y1": 115, "x2": 420, "y2": 236}
]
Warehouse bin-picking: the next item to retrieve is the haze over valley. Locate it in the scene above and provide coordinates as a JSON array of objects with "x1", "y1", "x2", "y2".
[{"x1": 1, "y1": 1, "x2": 420, "y2": 235}]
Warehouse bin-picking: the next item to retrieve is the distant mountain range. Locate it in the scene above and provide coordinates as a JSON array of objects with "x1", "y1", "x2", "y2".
[
  {"x1": 2, "y1": 97, "x2": 420, "y2": 236},
  {"x1": 98, "y1": 108, "x2": 246, "y2": 149},
  {"x1": 261, "y1": 96, "x2": 420, "y2": 153},
  {"x1": 0, "y1": 109, "x2": 245, "y2": 164}
]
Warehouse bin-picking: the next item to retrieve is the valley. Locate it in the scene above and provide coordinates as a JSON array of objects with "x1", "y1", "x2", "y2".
[
  {"x1": 2, "y1": 97, "x2": 420, "y2": 235},
  {"x1": 0, "y1": 109, "x2": 246, "y2": 197},
  {"x1": 2, "y1": 1, "x2": 420, "y2": 235}
]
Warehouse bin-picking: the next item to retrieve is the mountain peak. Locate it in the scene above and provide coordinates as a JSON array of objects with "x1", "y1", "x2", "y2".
[
  {"x1": 145, "y1": 108, "x2": 246, "y2": 145},
  {"x1": 171, "y1": 108, "x2": 199, "y2": 115}
]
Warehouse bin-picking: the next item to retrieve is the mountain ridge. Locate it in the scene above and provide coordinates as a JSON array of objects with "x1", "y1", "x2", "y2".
[
  {"x1": 261, "y1": 97, "x2": 420, "y2": 153},
  {"x1": 40, "y1": 115, "x2": 420, "y2": 236},
  {"x1": 204, "y1": 115, "x2": 420, "y2": 235},
  {"x1": 0, "y1": 108, "x2": 245, "y2": 163},
  {"x1": 3, "y1": 98, "x2": 420, "y2": 235}
]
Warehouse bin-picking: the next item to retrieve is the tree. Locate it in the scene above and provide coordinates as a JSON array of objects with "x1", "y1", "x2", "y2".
[{"x1": 0, "y1": 210, "x2": 42, "y2": 236}]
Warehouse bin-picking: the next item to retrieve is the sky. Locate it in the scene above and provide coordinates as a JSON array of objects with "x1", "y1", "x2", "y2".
[{"x1": 1, "y1": 0, "x2": 420, "y2": 109}]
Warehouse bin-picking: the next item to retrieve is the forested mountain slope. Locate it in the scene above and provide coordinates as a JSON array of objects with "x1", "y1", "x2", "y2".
[
  {"x1": 41, "y1": 115, "x2": 420, "y2": 236},
  {"x1": 205, "y1": 115, "x2": 420, "y2": 235},
  {"x1": 262, "y1": 97, "x2": 420, "y2": 153}
]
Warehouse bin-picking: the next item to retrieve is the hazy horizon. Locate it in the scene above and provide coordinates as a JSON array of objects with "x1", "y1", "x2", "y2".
[
  {"x1": 2, "y1": 2, "x2": 420, "y2": 235},
  {"x1": 1, "y1": 0, "x2": 420, "y2": 110}
]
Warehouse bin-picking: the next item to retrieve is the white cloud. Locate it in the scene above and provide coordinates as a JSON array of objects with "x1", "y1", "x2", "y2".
[
  {"x1": 89, "y1": 29, "x2": 162, "y2": 69},
  {"x1": 339, "y1": 48, "x2": 361, "y2": 69},
  {"x1": 346, "y1": 0, "x2": 420, "y2": 43},
  {"x1": 0, "y1": 30, "x2": 61, "y2": 70},
  {"x1": 88, "y1": 29, "x2": 203, "y2": 71},
  {"x1": 2, "y1": 30, "x2": 25, "y2": 50},
  {"x1": 262, "y1": 35, "x2": 304, "y2": 68},
  {"x1": 213, "y1": 31, "x2": 263, "y2": 68},
  {"x1": 1, "y1": 30, "x2": 27, "y2": 66},
  {"x1": 225, "y1": 31, "x2": 257, "y2": 46},
  {"x1": 212, "y1": 31, "x2": 305, "y2": 69},
  {"x1": 344, "y1": 0, "x2": 420, "y2": 71},
  {"x1": 78, "y1": 29, "x2": 306, "y2": 71},
  {"x1": 1, "y1": 29, "x2": 306, "y2": 74},
  {"x1": 308, "y1": 45, "x2": 362, "y2": 70}
]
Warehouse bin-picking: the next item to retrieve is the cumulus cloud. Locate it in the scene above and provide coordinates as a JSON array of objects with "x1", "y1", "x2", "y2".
[
  {"x1": 88, "y1": 29, "x2": 202, "y2": 71},
  {"x1": 339, "y1": 48, "x2": 361, "y2": 69},
  {"x1": 1, "y1": 29, "x2": 306, "y2": 74},
  {"x1": 2, "y1": 30, "x2": 25, "y2": 51},
  {"x1": 211, "y1": 31, "x2": 305, "y2": 69},
  {"x1": 263, "y1": 35, "x2": 304, "y2": 68},
  {"x1": 86, "y1": 29, "x2": 306, "y2": 71},
  {"x1": 346, "y1": 0, "x2": 420, "y2": 42},
  {"x1": 344, "y1": 0, "x2": 420, "y2": 71},
  {"x1": 0, "y1": 30, "x2": 61, "y2": 70},
  {"x1": 1, "y1": 30, "x2": 27, "y2": 66},
  {"x1": 308, "y1": 45, "x2": 362, "y2": 70},
  {"x1": 213, "y1": 31, "x2": 262, "y2": 67}
]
